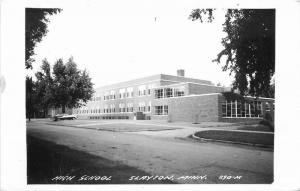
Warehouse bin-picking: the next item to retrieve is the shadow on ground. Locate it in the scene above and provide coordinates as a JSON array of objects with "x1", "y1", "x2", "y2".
[{"x1": 27, "y1": 136, "x2": 175, "y2": 184}]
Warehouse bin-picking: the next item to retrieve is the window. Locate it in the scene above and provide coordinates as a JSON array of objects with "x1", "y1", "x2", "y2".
[
  {"x1": 127, "y1": 103, "x2": 133, "y2": 112},
  {"x1": 104, "y1": 105, "x2": 108, "y2": 113},
  {"x1": 222, "y1": 102, "x2": 226, "y2": 117},
  {"x1": 148, "y1": 101, "x2": 151, "y2": 112},
  {"x1": 165, "y1": 88, "x2": 173, "y2": 98},
  {"x1": 110, "y1": 91, "x2": 116, "y2": 100},
  {"x1": 163, "y1": 105, "x2": 168, "y2": 115},
  {"x1": 174, "y1": 86, "x2": 185, "y2": 97},
  {"x1": 110, "y1": 104, "x2": 115, "y2": 113},
  {"x1": 232, "y1": 101, "x2": 236, "y2": 117},
  {"x1": 222, "y1": 100, "x2": 263, "y2": 118},
  {"x1": 148, "y1": 84, "x2": 156, "y2": 95},
  {"x1": 138, "y1": 102, "x2": 146, "y2": 112},
  {"x1": 155, "y1": 106, "x2": 163, "y2": 115},
  {"x1": 266, "y1": 102, "x2": 271, "y2": 112},
  {"x1": 127, "y1": 87, "x2": 133, "y2": 97},
  {"x1": 138, "y1": 85, "x2": 146, "y2": 96},
  {"x1": 119, "y1": 89, "x2": 125, "y2": 99},
  {"x1": 104, "y1": 92, "x2": 109, "y2": 100},
  {"x1": 154, "y1": 105, "x2": 168, "y2": 115},
  {"x1": 119, "y1": 103, "x2": 125, "y2": 113},
  {"x1": 237, "y1": 101, "x2": 242, "y2": 117},
  {"x1": 155, "y1": 89, "x2": 164, "y2": 99}
]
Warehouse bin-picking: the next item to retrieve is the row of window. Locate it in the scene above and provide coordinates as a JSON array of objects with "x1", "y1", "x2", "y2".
[
  {"x1": 222, "y1": 100, "x2": 263, "y2": 118},
  {"x1": 90, "y1": 116, "x2": 130, "y2": 120},
  {"x1": 74, "y1": 105, "x2": 168, "y2": 115},
  {"x1": 90, "y1": 84, "x2": 157, "y2": 102},
  {"x1": 91, "y1": 86, "x2": 186, "y2": 102},
  {"x1": 154, "y1": 87, "x2": 185, "y2": 99},
  {"x1": 74, "y1": 104, "x2": 152, "y2": 114}
]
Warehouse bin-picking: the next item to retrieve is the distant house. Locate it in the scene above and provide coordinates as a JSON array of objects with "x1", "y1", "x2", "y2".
[{"x1": 72, "y1": 70, "x2": 274, "y2": 123}]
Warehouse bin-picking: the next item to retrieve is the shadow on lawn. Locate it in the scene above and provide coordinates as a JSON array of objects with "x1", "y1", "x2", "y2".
[{"x1": 27, "y1": 136, "x2": 175, "y2": 184}]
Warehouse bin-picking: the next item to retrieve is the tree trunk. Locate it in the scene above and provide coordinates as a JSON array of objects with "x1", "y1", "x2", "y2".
[{"x1": 62, "y1": 105, "x2": 66, "y2": 113}]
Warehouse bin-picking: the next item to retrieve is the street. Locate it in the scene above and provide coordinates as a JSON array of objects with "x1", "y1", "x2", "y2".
[{"x1": 27, "y1": 120, "x2": 273, "y2": 184}]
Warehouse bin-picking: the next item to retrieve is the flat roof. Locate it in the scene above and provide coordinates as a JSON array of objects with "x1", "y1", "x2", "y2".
[{"x1": 95, "y1": 74, "x2": 213, "y2": 91}]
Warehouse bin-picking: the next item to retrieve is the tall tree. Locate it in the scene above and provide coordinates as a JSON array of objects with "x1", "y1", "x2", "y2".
[
  {"x1": 35, "y1": 59, "x2": 54, "y2": 116},
  {"x1": 25, "y1": 8, "x2": 61, "y2": 69},
  {"x1": 190, "y1": 9, "x2": 275, "y2": 97},
  {"x1": 51, "y1": 57, "x2": 94, "y2": 113},
  {"x1": 26, "y1": 76, "x2": 39, "y2": 121}
]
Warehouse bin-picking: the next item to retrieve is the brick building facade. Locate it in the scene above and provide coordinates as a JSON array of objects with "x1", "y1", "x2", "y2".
[{"x1": 72, "y1": 70, "x2": 275, "y2": 122}]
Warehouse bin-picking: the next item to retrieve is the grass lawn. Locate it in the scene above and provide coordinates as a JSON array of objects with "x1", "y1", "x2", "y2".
[
  {"x1": 194, "y1": 130, "x2": 274, "y2": 146},
  {"x1": 237, "y1": 124, "x2": 273, "y2": 132},
  {"x1": 46, "y1": 120, "x2": 182, "y2": 132}
]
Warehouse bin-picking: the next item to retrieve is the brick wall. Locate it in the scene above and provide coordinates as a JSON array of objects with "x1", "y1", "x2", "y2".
[
  {"x1": 167, "y1": 94, "x2": 220, "y2": 122},
  {"x1": 187, "y1": 83, "x2": 224, "y2": 95}
]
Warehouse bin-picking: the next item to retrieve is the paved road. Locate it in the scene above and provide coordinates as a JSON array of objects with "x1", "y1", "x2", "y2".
[{"x1": 27, "y1": 120, "x2": 273, "y2": 184}]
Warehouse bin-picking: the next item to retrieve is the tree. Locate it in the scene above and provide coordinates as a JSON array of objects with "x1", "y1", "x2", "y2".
[
  {"x1": 26, "y1": 76, "x2": 34, "y2": 121},
  {"x1": 25, "y1": 8, "x2": 61, "y2": 69},
  {"x1": 189, "y1": 9, "x2": 275, "y2": 97},
  {"x1": 34, "y1": 59, "x2": 54, "y2": 116},
  {"x1": 49, "y1": 57, "x2": 94, "y2": 113}
]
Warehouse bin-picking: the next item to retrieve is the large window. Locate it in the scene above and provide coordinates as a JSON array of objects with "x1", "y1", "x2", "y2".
[
  {"x1": 222, "y1": 100, "x2": 263, "y2": 118},
  {"x1": 154, "y1": 89, "x2": 164, "y2": 99},
  {"x1": 155, "y1": 87, "x2": 185, "y2": 99},
  {"x1": 154, "y1": 105, "x2": 168, "y2": 115},
  {"x1": 165, "y1": 88, "x2": 173, "y2": 98}
]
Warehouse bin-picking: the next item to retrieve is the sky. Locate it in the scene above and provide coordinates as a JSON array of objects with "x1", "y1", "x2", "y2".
[{"x1": 29, "y1": 1, "x2": 234, "y2": 88}]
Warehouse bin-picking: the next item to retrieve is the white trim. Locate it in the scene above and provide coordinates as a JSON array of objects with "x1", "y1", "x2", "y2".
[
  {"x1": 167, "y1": 93, "x2": 222, "y2": 99},
  {"x1": 244, "y1": 96, "x2": 275, "y2": 100}
]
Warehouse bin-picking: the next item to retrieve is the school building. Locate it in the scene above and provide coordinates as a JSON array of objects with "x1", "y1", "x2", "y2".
[{"x1": 72, "y1": 70, "x2": 275, "y2": 123}]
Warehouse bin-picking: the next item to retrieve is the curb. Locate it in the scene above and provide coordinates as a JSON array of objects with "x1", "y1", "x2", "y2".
[{"x1": 192, "y1": 133, "x2": 273, "y2": 148}]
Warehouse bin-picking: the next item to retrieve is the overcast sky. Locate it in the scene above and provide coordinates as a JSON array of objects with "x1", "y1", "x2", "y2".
[{"x1": 28, "y1": 1, "x2": 234, "y2": 88}]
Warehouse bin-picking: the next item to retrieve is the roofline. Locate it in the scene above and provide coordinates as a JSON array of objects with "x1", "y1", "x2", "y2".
[{"x1": 95, "y1": 73, "x2": 214, "y2": 91}]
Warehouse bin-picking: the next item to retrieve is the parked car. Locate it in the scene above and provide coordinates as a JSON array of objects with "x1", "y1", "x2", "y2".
[{"x1": 53, "y1": 114, "x2": 77, "y2": 121}]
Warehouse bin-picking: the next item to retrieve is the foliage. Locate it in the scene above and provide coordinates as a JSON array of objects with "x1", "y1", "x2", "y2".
[
  {"x1": 25, "y1": 8, "x2": 62, "y2": 69},
  {"x1": 189, "y1": 9, "x2": 215, "y2": 22},
  {"x1": 29, "y1": 57, "x2": 94, "y2": 115},
  {"x1": 52, "y1": 57, "x2": 94, "y2": 112},
  {"x1": 221, "y1": 91, "x2": 245, "y2": 102},
  {"x1": 35, "y1": 59, "x2": 54, "y2": 112},
  {"x1": 190, "y1": 9, "x2": 275, "y2": 97},
  {"x1": 26, "y1": 76, "x2": 35, "y2": 120}
]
